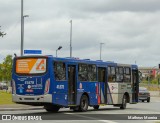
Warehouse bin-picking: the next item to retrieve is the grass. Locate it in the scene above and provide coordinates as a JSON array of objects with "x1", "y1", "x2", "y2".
[
  {"x1": 140, "y1": 85, "x2": 160, "y2": 91},
  {"x1": 0, "y1": 90, "x2": 15, "y2": 105},
  {"x1": 139, "y1": 83, "x2": 160, "y2": 91}
]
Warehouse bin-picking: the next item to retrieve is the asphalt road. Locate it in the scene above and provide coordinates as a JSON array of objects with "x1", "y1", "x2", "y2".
[{"x1": 1, "y1": 97, "x2": 160, "y2": 123}]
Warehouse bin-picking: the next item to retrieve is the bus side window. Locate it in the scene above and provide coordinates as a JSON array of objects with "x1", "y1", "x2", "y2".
[
  {"x1": 54, "y1": 62, "x2": 66, "y2": 81},
  {"x1": 78, "y1": 64, "x2": 88, "y2": 81},
  {"x1": 108, "y1": 66, "x2": 116, "y2": 82},
  {"x1": 88, "y1": 65, "x2": 97, "y2": 81},
  {"x1": 124, "y1": 67, "x2": 131, "y2": 82},
  {"x1": 116, "y1": 67, "x2": 124, "y2": 82}
]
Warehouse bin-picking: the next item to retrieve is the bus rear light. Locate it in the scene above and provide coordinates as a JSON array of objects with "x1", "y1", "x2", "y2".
[
  {"x1": 12, "y1": 79, "x2": 16, "y2": 94},
  {"x1": 44, "y1": 79, "x2": 50, "y2": 94}
]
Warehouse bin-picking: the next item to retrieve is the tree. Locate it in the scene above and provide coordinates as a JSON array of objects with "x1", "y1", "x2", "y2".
[
  {"x1": 0, "y1": 55, "x2": 13, "y2": 82},
  {"x1": 2, "y1": 55, "x2": 13, "y2": 82},
  {"x1": 0, "y1": 26, "x2": 6, "y2": 37},
  {"x1": 0, "y1": 63, "x2": 3, "y2": 81}
]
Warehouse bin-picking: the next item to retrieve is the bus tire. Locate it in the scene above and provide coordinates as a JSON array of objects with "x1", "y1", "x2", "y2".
[
  {"x1": 120, "y1": 95, "x2": 127, "y2": 109},
  {"x1": 72, "y1": 107, "x2": 80, "y2": 112},
  {"x1": 79, "y1": 95, "x2": 88, "y2": 112},
  {"x1": 147, "y1": 98, "x2": 150, "y2": 103},
  {"x1": 93, "y1": 105, "x2": 99, "y2": 110},
  {"x1": 44, "y1": 104, "x2": 60, "y2": 112}
]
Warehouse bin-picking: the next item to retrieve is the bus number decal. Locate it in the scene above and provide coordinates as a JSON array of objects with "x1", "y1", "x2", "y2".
[{"x1": 56, "y1": 85, "x2": 64, "y2": 89}]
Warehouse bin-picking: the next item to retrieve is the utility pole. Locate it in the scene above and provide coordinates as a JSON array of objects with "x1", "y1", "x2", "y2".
[
  {"x1": 21, "y1": 0, "x2": 29, "y2": 56},
  {"x1": 100, "y1": 43, "x2": 104, "y2": 60},
  {"x1": 21, "y1": 0, "x2": 23, "y2": 56},
  {"x1": 70, "y1": 20, "x2": 72, "y2": 57}
]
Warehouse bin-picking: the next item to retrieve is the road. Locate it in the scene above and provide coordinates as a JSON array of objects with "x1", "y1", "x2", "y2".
[{"x1": 1, "y1": 97, "x2": 160, "y2": 123}]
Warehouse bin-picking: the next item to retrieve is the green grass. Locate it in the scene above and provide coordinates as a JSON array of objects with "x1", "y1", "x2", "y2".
[
  {"x1": 140, "y1": 83, "x2": 160, "y2": 91},
  {"x1": 0, "y1": 90, "x2": 15, "y2": 105},
  {"x1": 140, "y1": 85, "x2": 160, "y2": 91}
]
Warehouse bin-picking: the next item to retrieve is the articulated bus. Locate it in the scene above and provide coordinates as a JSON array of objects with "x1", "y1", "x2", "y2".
[{"x1": 12, "y1": 55, "x2": 139, "y2": 112}]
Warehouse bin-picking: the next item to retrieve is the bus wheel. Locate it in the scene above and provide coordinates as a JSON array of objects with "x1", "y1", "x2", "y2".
[
  {"x1": 147, "y1": 98, "x2": 150, "y2": 103},
  {"x1": 44, "y1": 104, "x2": 60, "y2": 112},
  {"x1": 120, "y1": 95, "x2": 127, "y2": 109},
  {"x1": 93, "y1": 105, "x2": 99, "y2": 110},
  {"x1": 79, "y1": 95, "x2": 89, "y2": 112}
]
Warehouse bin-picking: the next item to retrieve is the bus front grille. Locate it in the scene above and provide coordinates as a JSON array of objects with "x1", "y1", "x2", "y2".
[{"x1": 24, "y1": 98, "x2": 35, "y2": 100}]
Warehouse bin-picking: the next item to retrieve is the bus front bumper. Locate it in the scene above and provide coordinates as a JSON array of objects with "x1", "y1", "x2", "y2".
[{"x1": 12, "y1": 94, "x2": 52, "y2": 103}]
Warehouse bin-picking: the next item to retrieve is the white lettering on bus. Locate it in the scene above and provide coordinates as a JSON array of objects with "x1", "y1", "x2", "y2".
[{"x1": 25, "y1": 81, "x2": 34, "y2": 85}]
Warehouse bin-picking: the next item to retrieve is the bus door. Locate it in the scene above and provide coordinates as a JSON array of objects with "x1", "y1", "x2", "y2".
[
  {"x1": 132, "y1": 69, "x2": 139, "y2": 103},
  {"x1": 68, "y1": 65, "x2": 77, "y2": 105},
  {"x1": 98, "y1": 67, "x2": 107, "y2": 104}
]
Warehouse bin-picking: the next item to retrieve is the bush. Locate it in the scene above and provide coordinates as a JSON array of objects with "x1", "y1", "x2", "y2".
[
  {"x1": 151, "y1": 79, "x2": 158, "y2": 84},
  {"x1": 142, "y1": 80, "x2": 148, "y2": 83}
]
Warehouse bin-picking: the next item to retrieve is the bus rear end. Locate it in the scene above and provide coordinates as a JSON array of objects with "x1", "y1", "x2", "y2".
[{"x1": 12, "y1": 56, "x2": 52, "y2": 105}]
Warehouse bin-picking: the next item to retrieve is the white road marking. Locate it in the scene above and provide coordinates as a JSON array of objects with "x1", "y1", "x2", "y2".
[
  {"x1": 98, "y1": 120, "x2": 118, "y2": 123},
  {"x1": 146, "y1": 120, "x2": 160, "y2": 122},
  {"x1": 65, "y1": 113, "x2": 118, "y2": 123}
]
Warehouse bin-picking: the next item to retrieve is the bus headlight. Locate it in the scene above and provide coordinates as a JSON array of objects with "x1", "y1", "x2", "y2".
[{"x1": 44, "y1": 78, "x2": 50, "y2": 94}]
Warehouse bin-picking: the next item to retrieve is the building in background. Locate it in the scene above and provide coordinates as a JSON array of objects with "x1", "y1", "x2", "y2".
[{"x1": 139, "y1": 67, "x2": 160, "y2": 80}]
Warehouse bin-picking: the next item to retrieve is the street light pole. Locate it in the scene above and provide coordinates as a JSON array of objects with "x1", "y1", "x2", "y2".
[
  {"x1": 56, "y1": 50, "x2": 58, "y2": 57},
  {"x1": 21, "y1": 15, "x2": 29, "y2": 56},
  {"x1": 21, "y1": 0, "x2": 23, "y2": 56},
  {"x1": 56, "y1": 46, "x2": 62, "y2": 57},
  {"x1": 70, "y1": 20, "x2": 72, "y2": 58},
  {"x1": 21, "y1": 0, "x2": 29, "y2": 56},
  {"x1": 100, "y1": 43, "x2": 104, "y2": 60}
]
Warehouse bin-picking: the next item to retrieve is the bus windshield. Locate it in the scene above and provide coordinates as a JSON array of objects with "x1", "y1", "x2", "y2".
[{"x1": 15, "y1": 58, "x2": 47, "y2": 75}]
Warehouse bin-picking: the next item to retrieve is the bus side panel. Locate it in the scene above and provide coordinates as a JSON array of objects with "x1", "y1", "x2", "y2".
[
  {"x1": 106, "y1": 83, "x2": 114, "y2": 104},
  {"x1": 88, "y1": 82, "x2": 98, "y2": 105},
  {"x1": 52, "y1": 81, "x2": 68, "y2": 106},
  {"x1": 49, "y1": 60, "x2": 68, "y2": 107},
  {"x1": 107, "y1": 82, "x2": 133, "y2": 105},
  {"x1": 76, "y1": 82, "x2": 98, "y2": 106},
  {"x1": 118, "y1": 83, "x2": 132, "y2": 103}
]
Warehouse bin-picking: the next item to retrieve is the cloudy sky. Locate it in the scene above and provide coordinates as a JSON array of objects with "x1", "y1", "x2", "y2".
[{"x1": 0, "y1": 0, "x2": 160, "y2": 67}]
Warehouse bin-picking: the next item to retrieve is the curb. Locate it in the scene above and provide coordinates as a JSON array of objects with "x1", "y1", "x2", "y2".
[{"x1": 0, "y1": 107, "x2": 43, "y2": 111}]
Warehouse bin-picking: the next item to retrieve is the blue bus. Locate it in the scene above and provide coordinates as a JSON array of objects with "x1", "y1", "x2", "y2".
[{"x1": 12, "y1": 55, "x2": 139, "y2": 112}]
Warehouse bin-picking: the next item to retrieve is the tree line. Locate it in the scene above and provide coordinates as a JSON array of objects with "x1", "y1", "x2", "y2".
[{"x1": 0, "y1": 55, "x2": 12, "y2": 82}]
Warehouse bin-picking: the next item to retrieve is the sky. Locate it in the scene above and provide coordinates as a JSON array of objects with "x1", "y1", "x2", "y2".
[{"x1": 0, "y1": 0, "x2": 160, "y2": 67}]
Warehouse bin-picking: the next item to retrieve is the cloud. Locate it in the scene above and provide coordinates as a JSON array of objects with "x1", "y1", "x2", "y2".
[
  {"x1": 77, "y1": 0, "x2": 160, "y2": 13},
  {"x1": 0, "y1": 0, "x2": 160, "y2": 67}
]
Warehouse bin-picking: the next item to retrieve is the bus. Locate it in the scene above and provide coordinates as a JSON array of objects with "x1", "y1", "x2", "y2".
[{"x1": 12, "y1": 55, "x2": 139, "y2": 112}]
